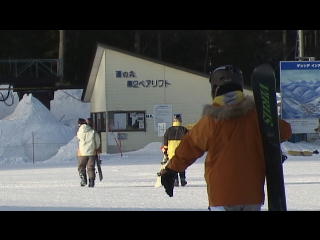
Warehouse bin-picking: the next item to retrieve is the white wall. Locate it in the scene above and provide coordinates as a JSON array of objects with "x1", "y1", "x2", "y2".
[
  {"x1": 91, "y1": 51, "x2": 106, "y2": 113},
  {"x1": 88, "y1": 47, "x2": 256, "y2": 153},
  {"x1": 101, "y1": 48, "x2": 211, "y2": 153},
  {"x1": 163, "y1": 67, "x2": 211, "y2": 126}
]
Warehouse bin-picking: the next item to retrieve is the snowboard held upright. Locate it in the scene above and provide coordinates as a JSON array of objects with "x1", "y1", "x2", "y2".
[
  {"x1": 154, "y1": 154, "x2": 169, "y2": 188},
  {"x1": 96, "y1": 154, "x2": 103, "y2": 181},
  {"x1": 251, "y1": 64, "x2": 287, "y2": 211}
]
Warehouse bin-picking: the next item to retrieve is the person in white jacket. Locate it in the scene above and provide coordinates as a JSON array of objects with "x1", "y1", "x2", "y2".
[{"x1": 77, "y1": 118, "x2": 101, "y2": 188}]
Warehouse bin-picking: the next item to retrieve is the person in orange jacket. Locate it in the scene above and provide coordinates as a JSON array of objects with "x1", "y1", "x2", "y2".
[{"x1": 160, "y1": 65, "x2": 292, "y2": 211}]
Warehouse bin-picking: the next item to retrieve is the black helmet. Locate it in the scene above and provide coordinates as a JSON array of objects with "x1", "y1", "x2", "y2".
[
  {"x1": 78, "y1": 118, "x2": 87, "y2": 125},
  {"x1": 209, "y1": 65, "x2": 244, "y2": 97},
  {"x1": 210, "y1": 65, "x2": 244, "y2": 87},
  {"x1": 173, "y1": 114, "x2": 182, "y2": 122}
]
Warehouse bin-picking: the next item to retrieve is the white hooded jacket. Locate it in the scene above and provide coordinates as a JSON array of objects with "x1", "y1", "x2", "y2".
[{"x1": 77, "y1": 124, "x2": 101, "y2": 156}]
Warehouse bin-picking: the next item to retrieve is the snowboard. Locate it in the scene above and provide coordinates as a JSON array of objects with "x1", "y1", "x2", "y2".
[
  {"x1": 251, "y1": 64, "x2": 287, "y2": 211},
  {"x1": 154, "y1": 154, "x2": 169, "y2": 188},
  {"x1": 96, "y1": 154, "x2": 103, "y2": 181}
]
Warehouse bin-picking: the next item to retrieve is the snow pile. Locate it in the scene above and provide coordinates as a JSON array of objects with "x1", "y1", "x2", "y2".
[
  {"x1": 130, "y1": 142, "x2": 162, "y2": 154},
  {"x1": 51, "y1": 90, "x2": 90, "y2": 130},
  {"x1": 45, "y1": 141, "x2": 163, "y2": 165},
  {"x1": 44, "y1": 136, "x2": 78, "y2": 163},
  {"x1": 0, "y1": 85, "x2": 19, "y2": 119},
  {"x1": 0, "y1": 94, "x2": 75, "y2": 164}
]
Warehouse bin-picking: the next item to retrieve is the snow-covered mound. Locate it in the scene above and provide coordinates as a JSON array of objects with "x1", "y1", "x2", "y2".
[
  {"x1": 0, "y1": 85, "x2": 19, "y2": 120},
  {"x1": 44, "y1": 136, "x2": 78, "y2": 163},
  {"x1": 129, "y1": 142, "x2": 162, "y2": 154},
  {"x1": 0, "y1": 94, "x2": 75, "y2": 164},
  {"x1": 45, "y1": 141, "x2": 163, "y2": 164},
  {"x1": 51, "y1": 90, "x2": 90, "y2": 130}
]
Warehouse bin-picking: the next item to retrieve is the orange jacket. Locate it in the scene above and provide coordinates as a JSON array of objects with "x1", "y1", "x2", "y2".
[{"x1": 167, "y1": 96, "x2": 291, "y2": 207}]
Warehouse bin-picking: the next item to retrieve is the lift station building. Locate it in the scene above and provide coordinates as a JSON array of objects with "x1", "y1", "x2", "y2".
[{"x1": 82, "y1": 44, "x2": 249, "y2": 154}]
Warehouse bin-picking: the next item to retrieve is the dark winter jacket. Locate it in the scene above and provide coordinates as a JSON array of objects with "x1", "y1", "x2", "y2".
[
  {"x1": 166, "y1": 96, "x2": 292, "y2": 207},
  {"x1": 163, "y1": 122, "x2": 188, "y2": 160}
]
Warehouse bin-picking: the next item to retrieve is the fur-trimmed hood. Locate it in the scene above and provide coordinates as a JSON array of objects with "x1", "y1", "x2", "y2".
[{"x1": 202, "y1": 96, "x2": 255, "y2": 120}]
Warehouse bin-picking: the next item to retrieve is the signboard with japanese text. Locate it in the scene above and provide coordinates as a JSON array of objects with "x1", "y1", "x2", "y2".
[{"x1": 115, "y1": 70, "x2": 171, "y2": 88}]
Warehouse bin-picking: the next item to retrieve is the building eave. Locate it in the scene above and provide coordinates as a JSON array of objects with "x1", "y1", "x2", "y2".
[{"x1": 82, "y1": 45, "x2": 105, "y2": 102}]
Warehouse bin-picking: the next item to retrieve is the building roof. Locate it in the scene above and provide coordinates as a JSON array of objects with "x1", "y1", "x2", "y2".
[{"x1": 82, "y1": 43, "x2": 210, "y2": 102}]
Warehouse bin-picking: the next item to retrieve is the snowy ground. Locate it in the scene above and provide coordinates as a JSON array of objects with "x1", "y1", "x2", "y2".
[
  {"x1": 1, "y1": 89, "x2": 320, "y2": 211},
  {"x1": 0, "y1": 143, "x2": 208, "y2": 211},
  {"x1": 1, "y1": 142, "x2": 320, "y2": 211}
]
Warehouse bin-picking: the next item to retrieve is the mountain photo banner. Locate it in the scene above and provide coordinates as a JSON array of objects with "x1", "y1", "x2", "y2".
[{"x1": 280, "y1": 61, "x2": 320, "y2": 134}]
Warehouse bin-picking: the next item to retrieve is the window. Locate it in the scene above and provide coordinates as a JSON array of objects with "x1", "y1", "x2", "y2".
[
  {"x1": 90, "y1": 112, "x2": 106, "y2": 132},
  {"x1": 108, "y1": 111, "x2": 146, "y2": 132}
]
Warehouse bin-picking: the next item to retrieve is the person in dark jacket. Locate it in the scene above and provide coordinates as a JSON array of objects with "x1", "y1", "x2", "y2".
[{"x1": 163, "y1": 114, "x2": 188, "y2": 186}]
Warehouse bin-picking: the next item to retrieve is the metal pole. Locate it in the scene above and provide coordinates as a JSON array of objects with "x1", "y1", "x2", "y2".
[
  {"x1": 298, "y1": 30, "x2": 304, "y2": 58},
  {"x1": 32, "y1": 132, "x2": 35, "y2": 165},
  {"x1": 58, "y1": 30, "x2": 64, "y2": 77}
]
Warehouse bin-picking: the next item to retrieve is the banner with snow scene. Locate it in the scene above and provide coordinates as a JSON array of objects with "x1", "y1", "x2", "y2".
[{"x1": 280, "y1": 61, "x2": 320, "y2": 133}]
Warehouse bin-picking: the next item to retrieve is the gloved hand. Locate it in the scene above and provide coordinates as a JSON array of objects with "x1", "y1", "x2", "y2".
[
  {"x1": 161, "y1": 156, "x2": 169, "y2": 165},
  {"x1": 281, "y1": 154, "x2": 287, "y2": 163},
  {"x1": 161, "y1": 146, "x2": 169, "y2": 163},
  {"x1": 161, "y1": 146, "x2": 168, "y2": 156},
  {"x1": 164, "y1": 153, "x2": 169, "y2": 161},
  {"x1": 160, "y1": 167, "x2": 177, "y2": 197}
]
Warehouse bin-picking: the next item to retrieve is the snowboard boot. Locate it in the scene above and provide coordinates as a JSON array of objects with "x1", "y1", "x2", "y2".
[
  {"x1": 180, "y1": 178, "x2": 187, "y2": 187},
  {"x1": 88, "y1": 179, "x2": 95, "y2": 188},
  {"x1": 174, "y1": 178, "x2": 179, "y2": 187},
  {"x1": 79, "y1": 173, "x2": 87, "y2": 187}
]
